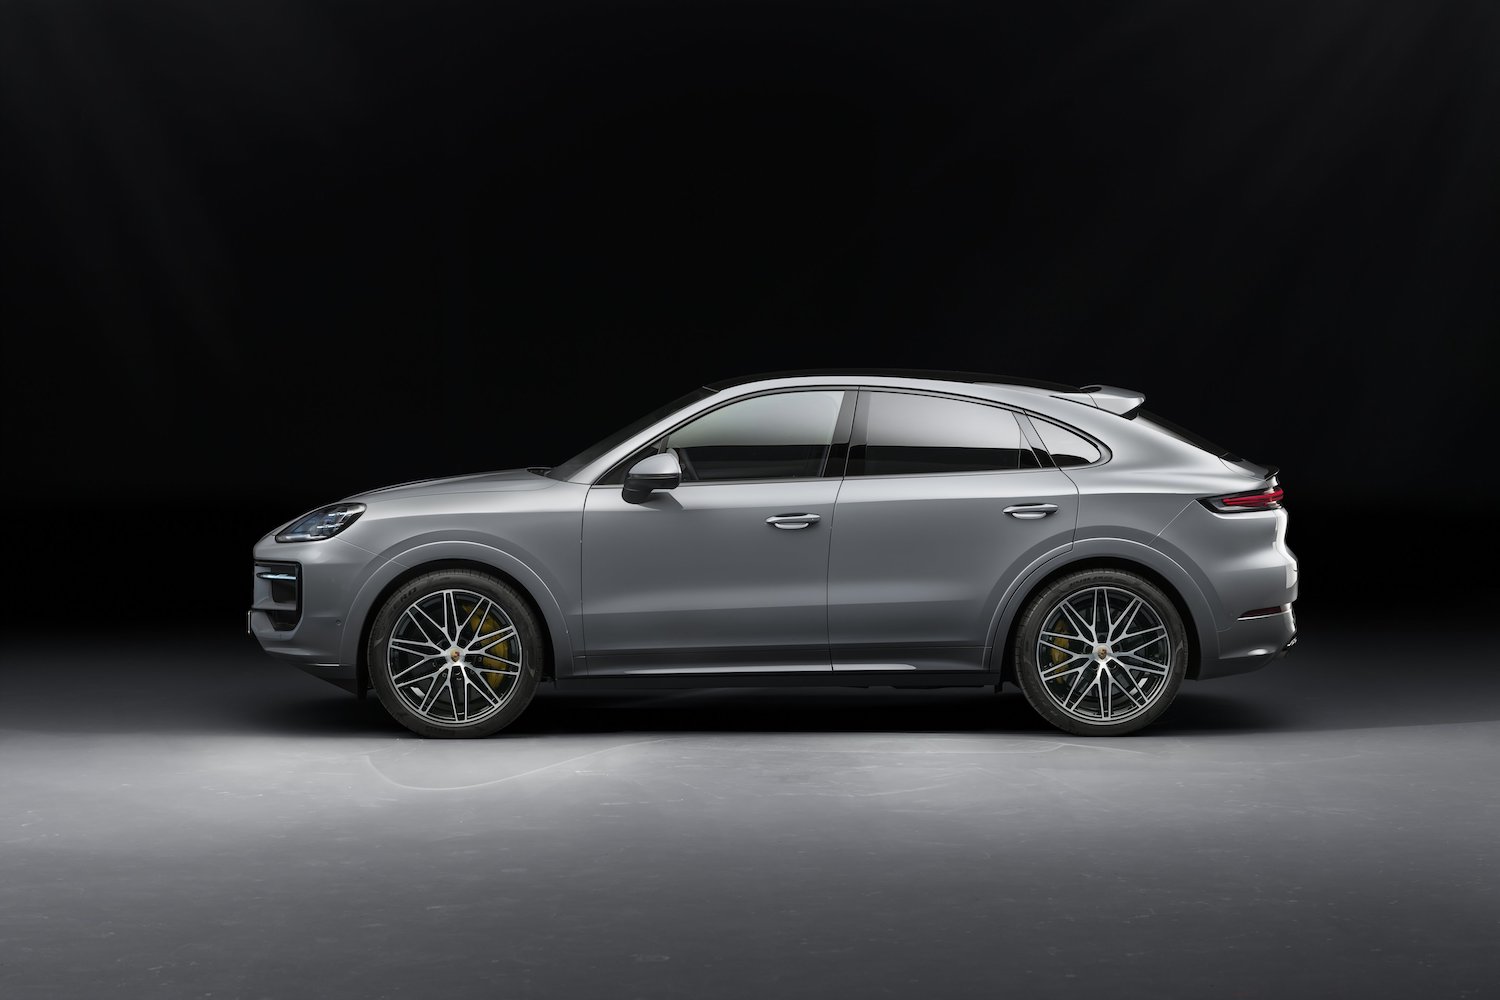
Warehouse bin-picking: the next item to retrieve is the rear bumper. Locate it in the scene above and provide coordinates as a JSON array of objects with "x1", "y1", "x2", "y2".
[
  {"x1": 1197, "y1": 604, "x2": 1297, "y2": 680},
  {"x1": 1156, "y1": 499, "x2": 1298, "y2": 681}
]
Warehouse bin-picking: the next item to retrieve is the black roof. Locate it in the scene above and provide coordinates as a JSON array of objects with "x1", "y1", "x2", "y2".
[{"x1": 704, "y1": 369, "x2": 1079, "y2": 392}]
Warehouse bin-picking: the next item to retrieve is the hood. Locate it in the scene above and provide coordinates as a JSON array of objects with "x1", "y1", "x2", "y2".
[{"x1": 348, "y1": 467, "x2": 556, "y2": 502}]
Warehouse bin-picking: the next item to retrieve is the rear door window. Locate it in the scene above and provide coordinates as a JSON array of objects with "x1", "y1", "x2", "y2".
[{"x1": 849, "y1": 391, "x2": 1035, "y2": 476}]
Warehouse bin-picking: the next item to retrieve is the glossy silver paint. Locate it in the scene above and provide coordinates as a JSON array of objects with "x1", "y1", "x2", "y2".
[{"x1": 250, "y1": 372, "x2": 1297, "y2": 694}]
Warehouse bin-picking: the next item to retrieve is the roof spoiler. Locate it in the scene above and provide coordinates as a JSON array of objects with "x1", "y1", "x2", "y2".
[{"x1": 1050, "y1": 384, "x2": 1146, "y2": 417}]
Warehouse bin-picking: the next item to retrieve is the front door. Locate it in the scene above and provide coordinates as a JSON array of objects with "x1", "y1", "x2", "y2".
[{"x1": 581, "y1": 388, "x2": 851, "y2": 676}]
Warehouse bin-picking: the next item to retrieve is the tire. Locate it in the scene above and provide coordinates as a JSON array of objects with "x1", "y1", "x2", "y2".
[
  {"x1": 1013, "y1": 569, "x2": 1189, "y2": 736},
  {"x1": 367, "y1": 569, "x2": 543, "y2": 738}
]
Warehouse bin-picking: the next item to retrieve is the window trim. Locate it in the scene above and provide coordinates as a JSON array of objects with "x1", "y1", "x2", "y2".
[
  {"x1": 589, "y1": 387, "x2": 857, "y2": 488},
  {"x1": 845, "y1": 388, "x2": 1046, "y2": 480}
]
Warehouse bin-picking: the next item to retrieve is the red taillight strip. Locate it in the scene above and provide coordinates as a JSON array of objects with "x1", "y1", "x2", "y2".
[{"x1": 1219, "y1": 487, "x2": 1284, "y2": 508}]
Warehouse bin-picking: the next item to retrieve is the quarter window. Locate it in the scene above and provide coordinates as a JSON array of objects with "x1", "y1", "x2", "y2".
[
  {"x1": 849, "y1": 392, "x2": 1033, "y2": 476},
  {"x1": 658, "y1": 390, "x2": 846, "y2": 482},
  {"x1": 1034, "y1": 421, "x2": 1102, "y2": 467}
]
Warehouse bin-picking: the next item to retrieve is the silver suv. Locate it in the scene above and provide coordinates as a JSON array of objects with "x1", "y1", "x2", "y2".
[{"x1": 250, "y1": 370, "x2": 1297, "y2": 738}]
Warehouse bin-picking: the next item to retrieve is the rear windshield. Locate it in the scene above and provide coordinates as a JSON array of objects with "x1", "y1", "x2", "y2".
[{"x1": 1136, "y1": 410, "x2": 1240, "y2": 462}]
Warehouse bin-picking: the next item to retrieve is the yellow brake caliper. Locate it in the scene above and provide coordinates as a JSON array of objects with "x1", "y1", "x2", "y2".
[
  {"x1": 1048, "y1": 614, "x2": 1070, "y2": 683},
  {"x1": 475, "y1": 611, "x2": 512, "y2": 689}
]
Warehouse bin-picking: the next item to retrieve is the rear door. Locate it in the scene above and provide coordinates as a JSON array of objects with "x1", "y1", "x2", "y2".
[{"x1": 827, "y1": 389, "x2": 1079, "y2": 673}]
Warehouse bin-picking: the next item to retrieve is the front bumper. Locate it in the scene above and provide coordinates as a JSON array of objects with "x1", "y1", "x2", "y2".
[{"x1": 248, "y1": 535, "x2": 370, "y2": 689}]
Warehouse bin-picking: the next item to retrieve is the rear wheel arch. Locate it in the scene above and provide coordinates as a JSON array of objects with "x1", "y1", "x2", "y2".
[{"x1": 994, "y1": 554, "x2": 1205, "y2": 684}]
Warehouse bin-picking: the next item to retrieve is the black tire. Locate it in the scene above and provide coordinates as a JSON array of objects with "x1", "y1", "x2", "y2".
[
  {"x1": 1013, "y1": 568, "x2": 1189, "y2": 736},
  {"x1": 368, "y1": 569, "x2": 543, "y2": 738}
]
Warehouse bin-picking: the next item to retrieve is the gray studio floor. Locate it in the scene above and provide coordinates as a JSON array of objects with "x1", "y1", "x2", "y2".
[{"x1": 1, "y1": 620, "x2": 1495, "y2": 999}]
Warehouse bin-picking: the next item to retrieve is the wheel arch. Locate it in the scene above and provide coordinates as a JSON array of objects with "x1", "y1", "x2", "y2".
[
  {"x1": 339, "y1": 542, "x2": 576, "y2": 692},
  {"x1": 986, "y1": 542, "x2": 1214, "y2": 684}
]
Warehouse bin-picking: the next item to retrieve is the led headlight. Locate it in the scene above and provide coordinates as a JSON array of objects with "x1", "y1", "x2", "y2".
[{"x1": 275, "y1": 502, "x2": 366, "y2": 542}]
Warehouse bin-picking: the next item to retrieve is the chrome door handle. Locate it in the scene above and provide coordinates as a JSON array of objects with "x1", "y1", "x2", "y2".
[
  {"x1": 766, "y1": 513, "x2": 821, "y2": 530},
  {"x1": 1003, "y1": 503, "x2": 1058, "y2": 520}
]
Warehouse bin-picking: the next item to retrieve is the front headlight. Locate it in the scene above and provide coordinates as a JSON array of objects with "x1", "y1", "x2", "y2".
[{"x1": 275, "y1": 502, "x2": 366, "y2": 542}]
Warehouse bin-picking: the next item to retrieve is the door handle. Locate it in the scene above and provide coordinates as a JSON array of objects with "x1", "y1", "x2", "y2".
[
  {"x1": 1003, "y1": 503, "x2": 1058, "y2": 520},
  {"x1": 766, "y1": 513, "x2": 821, "y2": 530}
]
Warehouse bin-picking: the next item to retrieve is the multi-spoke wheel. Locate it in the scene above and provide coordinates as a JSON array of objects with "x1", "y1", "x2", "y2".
[
  {"x1": 1014, "y1": 569, "x2": 1189, "y2": 736},
  {"x1": 368, "y1": 570, "x2": 542, "y2": 738}
]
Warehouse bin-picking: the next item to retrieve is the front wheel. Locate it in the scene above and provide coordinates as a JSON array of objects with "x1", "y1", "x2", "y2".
[
  {"x1": 1014, "y1": 569, "x2": 1189, "y2": 736},
  {"x1": 368, "y1": 569, "x2": 543, "y2": 738}
]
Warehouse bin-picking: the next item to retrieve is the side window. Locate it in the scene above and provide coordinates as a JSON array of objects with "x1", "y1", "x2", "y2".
[
  {"x1": 658, "y1": 390, "x2": 845, "y2": 483},
  {"x1": 849, "y1": 392, "x2": 1031, "y2": 476},
  {"x1": 1034, "y1": 420, "x2": 1102, "y2": 467}
]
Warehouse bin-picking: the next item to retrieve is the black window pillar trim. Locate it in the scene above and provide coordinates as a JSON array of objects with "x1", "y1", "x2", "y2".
[
  {"x1": 821, "y1": 388, "x2": 859, "y2": 479},
  {"x1": 1014, "y1": 412, "x2": 1058, "y2": 470}
]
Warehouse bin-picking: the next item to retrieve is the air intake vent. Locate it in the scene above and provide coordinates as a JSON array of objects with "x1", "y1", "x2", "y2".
[{"x1": 252, "y1": 561, "x2": 301, "y2": 631}]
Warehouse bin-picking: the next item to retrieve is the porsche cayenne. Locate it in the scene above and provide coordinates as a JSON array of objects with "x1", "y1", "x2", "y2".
[{"x1": 249, "y1": 370, "x2": 1297, "y2": 737}]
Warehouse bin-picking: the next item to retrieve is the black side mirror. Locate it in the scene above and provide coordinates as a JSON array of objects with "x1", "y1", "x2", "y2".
[{"x1": 622, "y1": 451, "x2": 682, "y2": 504}]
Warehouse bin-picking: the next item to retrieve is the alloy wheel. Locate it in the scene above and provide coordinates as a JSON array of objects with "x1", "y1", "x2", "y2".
[
  {"x1": 385, "y1": 588, "x2": 524, "y2": 727},
  {"x1": 1034, "y1": 585, "x2": 1173, "y2": 725}
]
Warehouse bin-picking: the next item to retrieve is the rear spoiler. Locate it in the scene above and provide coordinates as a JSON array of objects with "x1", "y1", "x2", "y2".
[
  {"x1": 1051, "y1": 384, "x2": 1146, "y2": 417},
  {"x1": 1222, "y1": 458, "x2": 1280, "y2": 483}
]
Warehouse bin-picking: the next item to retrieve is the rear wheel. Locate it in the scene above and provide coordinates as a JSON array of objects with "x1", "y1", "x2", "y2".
[
  {"x1": 368, "y1": 569, "x2": 542, "y2": 738},
  {"x1": 1014, "y1": 569, "x2": 1188, "y2": 736}
]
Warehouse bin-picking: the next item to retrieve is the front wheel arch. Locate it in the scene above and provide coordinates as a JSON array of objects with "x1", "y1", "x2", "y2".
[
  {"x1": 356, "y1": 558, "x2": 556, "y2": 695},
  {"x1": 995, "y1": 556, "x2": 1202, "y2": 686}
]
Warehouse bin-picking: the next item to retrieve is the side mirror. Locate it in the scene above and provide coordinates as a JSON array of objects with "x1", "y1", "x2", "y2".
[{"x1": 622, "y1": 450, "x2": 682, "y2": 504}]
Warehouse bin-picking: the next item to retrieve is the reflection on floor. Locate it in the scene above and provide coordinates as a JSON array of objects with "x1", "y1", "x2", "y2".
[{"x1": 1, "y1": 621, "x2": 1495, "y2": 999}]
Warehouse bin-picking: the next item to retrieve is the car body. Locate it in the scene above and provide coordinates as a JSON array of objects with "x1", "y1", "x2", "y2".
[{"x1": 250, "y1": 370, "x2": 1297, "y2": 736}]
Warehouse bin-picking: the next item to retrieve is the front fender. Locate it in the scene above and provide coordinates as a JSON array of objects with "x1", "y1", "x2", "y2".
[{"x1": 337, "y1": 538, "x2": 578, "y2": 680}]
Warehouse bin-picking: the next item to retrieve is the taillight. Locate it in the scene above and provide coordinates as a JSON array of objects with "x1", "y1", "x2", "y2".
[{"x1": 1201, "y1": 484, "x2": 1284, "y2": 513}]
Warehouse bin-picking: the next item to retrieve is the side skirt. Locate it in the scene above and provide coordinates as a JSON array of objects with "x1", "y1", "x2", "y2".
[{"x1": 551, "y1": 672, "x2": 1001, "y2": 692}]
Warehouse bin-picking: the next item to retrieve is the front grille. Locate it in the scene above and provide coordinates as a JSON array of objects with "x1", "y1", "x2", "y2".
[{"x1": 252, "y1": 561, "x2": 302, "y2": 631}]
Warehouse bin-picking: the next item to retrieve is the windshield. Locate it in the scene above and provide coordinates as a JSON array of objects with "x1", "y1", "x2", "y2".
[{"x1": 546, "y1": 387, "x2": 716, "y2": 483}]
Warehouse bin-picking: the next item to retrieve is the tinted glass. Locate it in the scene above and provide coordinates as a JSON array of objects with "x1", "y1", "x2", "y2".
[
  {"x1": 850, "y1": 392, "x2": 1028, "y2": 476},
  {"x1": 1035, "y1": 420, "x2": 1102, "y2": 467},
  {"x1": 662, "y1": 390, "x2": 844, "y2": 482}
]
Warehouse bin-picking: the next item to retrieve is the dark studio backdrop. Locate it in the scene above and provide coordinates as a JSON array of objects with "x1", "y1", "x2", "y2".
[{"x1": 2, "y1": 0, "x2": 1497, "y2": 635}]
